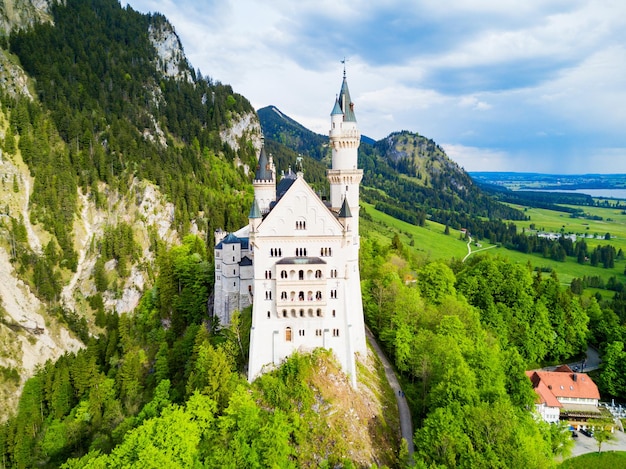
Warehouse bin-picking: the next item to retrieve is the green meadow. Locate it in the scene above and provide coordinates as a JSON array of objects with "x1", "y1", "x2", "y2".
[
  {"x1": 361, "y1": 201, "x2": 626, "y2": 288},
  {"x1": 559, "y1": 451, "x2": 626, "y2": 468}
]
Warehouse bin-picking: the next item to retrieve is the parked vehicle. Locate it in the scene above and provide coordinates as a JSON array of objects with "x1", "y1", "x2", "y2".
[
  {"x1": 580, "y1": 428, "x2": 594, "y2": 437},
  {"x1": 571, "y1": 430, "x2": 578, "y2": 438}
]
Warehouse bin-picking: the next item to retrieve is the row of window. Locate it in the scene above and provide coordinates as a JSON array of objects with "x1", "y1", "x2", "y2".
[
  {"x1": 265, "y1": 309, "x2": 337, "y2": 318},
  {"x1": 269, "y1": 290, "x2": 337, "y2": 301},
  {"x1": 268, "y1": 247, "x2": 334, "y2": 258},
  {"x1": 296, "y1": 221, "x2": 306, "y2": 230},
  {"x1": 284, "y1": 327, "x2": 340, "y2": 341}
]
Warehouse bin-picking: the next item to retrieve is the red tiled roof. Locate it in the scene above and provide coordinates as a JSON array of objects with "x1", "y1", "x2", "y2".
[{"x1": 526, "y1": 369, "x2": 600, "y2": 402}]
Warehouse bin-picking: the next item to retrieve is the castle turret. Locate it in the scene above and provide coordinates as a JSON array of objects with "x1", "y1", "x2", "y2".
[{"x1": 253, "y1": 144, "x2": 276, "y2": 213}]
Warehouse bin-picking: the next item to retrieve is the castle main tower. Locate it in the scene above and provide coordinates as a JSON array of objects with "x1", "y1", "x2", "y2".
[{"x1": 328, "y1": 68, "x2": 363, "y2": 238}]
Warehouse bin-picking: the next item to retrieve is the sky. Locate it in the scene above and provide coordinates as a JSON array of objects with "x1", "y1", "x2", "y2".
[{"x1": 125, "y1": 0, "x2": 626, "y2": 174}]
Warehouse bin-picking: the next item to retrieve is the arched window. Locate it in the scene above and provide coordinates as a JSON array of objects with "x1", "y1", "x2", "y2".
[
  {"x1": 282, "y1": 309, "x2": 287, "y2": 318},
  {"x1": 308, "y1": 308, "x2": 314, "y2": 317},
  {"x1": 299, "y1": 309, "x2": 304, "y2": 317},
  {"x1": 299, "y1": 270, "x2": 304, "y2": 280},
  {"x1": 285, "y1": 327, "x2": 292, "y2": 342},
  {"x1": 267, "y1": 311, "x2": 270, "y2": 318},
  {"x1": 316, "y1": 309, "x2": 322, "y2": 317}
]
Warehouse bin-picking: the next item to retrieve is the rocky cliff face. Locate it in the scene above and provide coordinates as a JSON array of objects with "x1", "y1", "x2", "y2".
[
  {"x1": 0, "y1": 0, "x2": 53, "y2": 36},
  {"x1": 0, "y1": 2, "x2": 262, "y2": 417}
]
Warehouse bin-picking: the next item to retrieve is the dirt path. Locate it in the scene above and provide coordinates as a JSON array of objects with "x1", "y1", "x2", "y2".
[
  {"x1": 462, "y1": 235, "x2": 497, "y2": 262},
  {"x1": 365, "y1": 327, "x2": 414, "y2": 459}
]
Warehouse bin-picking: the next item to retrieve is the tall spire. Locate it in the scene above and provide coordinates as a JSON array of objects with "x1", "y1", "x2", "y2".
[{"x1": 338, "y1": 64, "x2": 356, "y2": 122}]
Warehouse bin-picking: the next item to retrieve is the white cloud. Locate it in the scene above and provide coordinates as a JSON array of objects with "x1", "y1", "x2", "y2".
[{"x1": 126, "y1": 0, "x2": 626, "y2": 174}]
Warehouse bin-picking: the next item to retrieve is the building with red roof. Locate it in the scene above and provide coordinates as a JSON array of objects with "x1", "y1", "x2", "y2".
[{"x1": 526, "y1": 365, "x2": 601, "y2": 425}]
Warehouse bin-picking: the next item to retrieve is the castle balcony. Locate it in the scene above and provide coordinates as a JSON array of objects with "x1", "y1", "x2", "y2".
[{"x1": 276, "y1": 298, "x2": 327, "y2": 308}]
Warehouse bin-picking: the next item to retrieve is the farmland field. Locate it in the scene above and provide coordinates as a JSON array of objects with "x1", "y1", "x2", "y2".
[{"x1": 361, "y1": 202, "x2": 626, "y2": 288}]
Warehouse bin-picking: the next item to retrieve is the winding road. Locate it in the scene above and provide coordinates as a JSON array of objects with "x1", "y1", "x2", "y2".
[{"x1": 365, "y1": 327, "x2": 414, "y2": 459}]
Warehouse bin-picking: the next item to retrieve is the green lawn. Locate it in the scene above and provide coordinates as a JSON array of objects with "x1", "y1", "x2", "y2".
[
  {"x1": 361, "y1": 202, "x2": 477, "y2": 261},
  {"x1": 559, "y1": 451, "x2": 626, "y2": 468}
]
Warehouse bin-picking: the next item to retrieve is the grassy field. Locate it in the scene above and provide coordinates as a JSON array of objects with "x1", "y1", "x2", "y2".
[
  {"x1": 559, "y1": 451, "x2": 626, "y2": 468},
  {"x1": 361, "y1": 202, "x2": 475, "y2": 262},
  {"x1": 507, "y1": 203, "x2": 626, "y2": 252},
  {"x1": 361, "y1": 202, "x2": 626, "y2": 288}
]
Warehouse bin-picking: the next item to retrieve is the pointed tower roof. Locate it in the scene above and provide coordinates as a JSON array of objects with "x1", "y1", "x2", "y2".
[
  {"x1": 255, "y1": 145, "x2": 272, "y2": 180},
  {"x1": 249, "y1": 198, "x2": 262, "y2": 219},
  {"x1": 331, "y1": 96, "x2": 343, "y2": 116},
  {"x1": 338, "y1": 74, "x2": 356, "y2": 122},
  {"x1": 338, "y1": 197, "x2": 352, "y2": 218}
]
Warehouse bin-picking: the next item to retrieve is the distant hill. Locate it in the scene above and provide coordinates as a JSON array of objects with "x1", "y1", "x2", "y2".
[{"x1": 258, "y1": 107, "x2": 527, "y2": 232}]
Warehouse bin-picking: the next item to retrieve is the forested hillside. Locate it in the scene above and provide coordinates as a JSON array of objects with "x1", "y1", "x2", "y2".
[{"x1": 0, "y1": 0, "x2": 258, "y2": 414}]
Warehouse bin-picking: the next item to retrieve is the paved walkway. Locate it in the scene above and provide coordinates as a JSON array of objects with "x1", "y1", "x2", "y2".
[{"x1": 365, "y1": 327, "x2": 414, "y2": 458}]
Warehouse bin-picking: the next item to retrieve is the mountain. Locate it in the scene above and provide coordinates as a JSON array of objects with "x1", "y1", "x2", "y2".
[
  {"x1": 258, "y1": 106, "x2": 527, "y2": 233},
  {"x1": 0, "y1": 0, "x2": 263, "y2": 414}
]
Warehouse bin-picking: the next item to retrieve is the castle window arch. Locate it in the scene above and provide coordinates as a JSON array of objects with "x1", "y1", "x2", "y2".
[
  {"x1": 291, "y1": 309, "x2": 297, "y2": 317},
  {"x1": 299, "y1": 270, "x2": 304, "y2": 280},
  {"x1": 282, "y1": 309, "x2": 287, "y2": 318},
  {"x1": 299, "y1": 309, "x2": 304, "y2": 317},
  {"x1": 285, "y1": 327, "x2": 292, "y2": 342},
  {"x1": 316, "y1": 308, "x2": 322, "y2": 317},
  {"x1": 308, "y1": 308, "x2": 314, "y2": 317}
]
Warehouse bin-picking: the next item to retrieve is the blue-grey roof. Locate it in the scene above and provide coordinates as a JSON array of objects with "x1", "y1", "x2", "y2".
[
  {"x1": 240, "y1": 256, "x2": 253, "y2": 266},
  {"x1": 216, "y1": 233, "x2": 249, "y2": 250},
  {"x1": 338, "y1": 198, "x2": 352, "y2": 218},
  {"x1": 338, "y1": 76, "x2": 356, "y2": 122},
  {"x1": 249, "y1": 198, "x2": 261, "y2": 219},
  {"x1": 276, "y1": 168, "x2": 297, "y2": 199},
  {"x1": 331, "y1": 97, "x2": 342, "y2": 116},
  {"x1": 255, "y1": 146, "x2": 273, "y2": 180}
]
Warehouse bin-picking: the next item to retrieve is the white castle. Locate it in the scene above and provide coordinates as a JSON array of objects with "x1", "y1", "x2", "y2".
[{"x1": 214, "y1": 71, "x2": 366, "y2": 386}]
